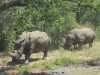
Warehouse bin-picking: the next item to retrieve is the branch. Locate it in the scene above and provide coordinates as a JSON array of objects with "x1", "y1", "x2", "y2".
[{"x1": 0, "y1": 0, "x2": 29, "y2": 12}]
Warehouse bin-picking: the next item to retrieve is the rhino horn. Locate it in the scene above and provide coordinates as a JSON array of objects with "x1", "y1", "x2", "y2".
[
  {"x1": 13, "y1": 40, "x2": 19, "y2": 44},
  {"x1": 7, "y1": 51, "x2": 16, "y2": 57}
]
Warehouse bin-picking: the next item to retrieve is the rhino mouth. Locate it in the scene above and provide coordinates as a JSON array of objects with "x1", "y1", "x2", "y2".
[
  {"x1": 8, "y1": 51, "x2": 22, "y2": 60},
  {"x1": 63, "y1": 43, "x2": 71, "y2": 49},
  {"x1": 12, "y1": 57, "x2": 18, "y2": 62},
  {"x1": 7, "y1": 51, "x2": 17, "y2": 57}
]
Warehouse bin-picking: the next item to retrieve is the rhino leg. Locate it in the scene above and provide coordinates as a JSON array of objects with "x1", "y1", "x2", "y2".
[
  {"x1": 42, "y1": 48, "x2": 48, "y2": 60},
  {"x1": 42, "y1": 39, "x2": 51, "y2": 60},
  {"x1": 89, "y1": 39, "x2": 94, "y2": 48},
  {"x1": 73, "y1": 44, "x2": 78, "y2": 49},
  {"x1": 78, "y1": 41, "x2": 84, "y2": 50},
  {"x1": 24, "y1": 50, "x2": 32, "y2": 64},
  {"x1": 25, "y1": 55, "x2": 30, "y2": 64},
  {"x1": 89, "y1": 43, "x2": 92, "y2": 48}
]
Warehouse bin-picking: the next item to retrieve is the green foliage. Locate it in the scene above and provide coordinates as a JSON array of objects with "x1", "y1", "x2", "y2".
[
  {"x1": 54, "y1": 57, "x2": 84, "y2": 66},
  {"x1": 0, "y1": 7, "x2": 25, "y2": 51},
  {"x1": 95, "y1": 27, "x2": 100, "y2": 39},
  {"x1": 0, "y1": 0, "x2": 100, "y2": 51},
  {"x1": 75, "y1": 0, "x2": 100, "y2": 28}
]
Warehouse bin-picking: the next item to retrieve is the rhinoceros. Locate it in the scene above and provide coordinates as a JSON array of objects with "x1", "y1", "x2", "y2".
[
  {"x1": 8, "y1": 30, "x2": 51, "y2": 64},
  {"x1": 62, "y1": 28, "x2": 95, "y2": 50}
]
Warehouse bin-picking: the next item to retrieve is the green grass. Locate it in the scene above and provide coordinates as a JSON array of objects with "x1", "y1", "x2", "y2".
[
  {"x1": 53, "y1": 57, "x2": 84, "y2": 66},
  {"x1": 1, "y1": 41, "x2": 100, "y2": 74},
  {"x1": 44, "y1": 64, "x2": 56, "y2": 70},
  {"x1": 17, "y1": 57, "x2": 84, "y2": 75},
  {"x1": 17, "y1": 65, "x2": 32, "y2": 75},
  {"x1": 43, "y1": 57, "x2": 84, "y2": 70}
]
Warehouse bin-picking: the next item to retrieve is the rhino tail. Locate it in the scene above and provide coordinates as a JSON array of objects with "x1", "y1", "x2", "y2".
[{"x1": 49, "y1": 38, "x2": 52, "y2": 46}]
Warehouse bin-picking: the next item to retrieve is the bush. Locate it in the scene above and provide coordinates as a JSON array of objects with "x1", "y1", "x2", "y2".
[{"x1": 0, "y1": 0, "x2": 100, "y2": 51}]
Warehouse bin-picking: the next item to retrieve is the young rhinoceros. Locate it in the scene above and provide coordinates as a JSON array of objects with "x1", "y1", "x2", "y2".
[{"x1": 8, "y1": 30, "x2": 51, "y2": 64}]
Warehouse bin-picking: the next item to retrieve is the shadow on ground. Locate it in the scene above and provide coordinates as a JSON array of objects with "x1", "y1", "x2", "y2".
[
  {"x1": 0, "y1": 58, "x2": 41, "y2": 75},
  {"x1": 0, "y1": 72, "x2": 51, "y2": 75},
  {"x1": 7, "y1": 58, "x2": 41, "y2": 65},
  {"x1": 0, "y1": 67, "x2": 15, "y2": 73}
]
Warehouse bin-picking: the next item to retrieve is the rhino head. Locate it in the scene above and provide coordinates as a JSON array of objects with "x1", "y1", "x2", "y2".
[
  {"x1": 8, "y1": 39, "x2": 25, "y2": 62},
  {"x1": 62, "y1": 34, "x2": 74, "y2": 49},
  {"x1": 8, "y1": 50, "x2": 22, "y2": 62}
]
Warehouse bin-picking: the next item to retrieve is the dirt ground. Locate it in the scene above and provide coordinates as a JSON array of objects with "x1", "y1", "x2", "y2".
[
  {"x1": 0, "y1": 51, "x2": 61, "y2": 75},
  {"x1": 0, "y1": 51, "x2": 100, "y2": 75},
  {"x1": 1, "y1": 60, "x2": 100, "y2": 75}
]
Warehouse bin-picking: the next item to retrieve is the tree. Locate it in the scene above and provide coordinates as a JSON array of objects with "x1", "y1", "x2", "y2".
[
  {"x1": 0, "y1": 0, "x2": 29, "y2": 12},
  {"x1": 0, "y1": 0, "x2": 100, "y2": 51}
]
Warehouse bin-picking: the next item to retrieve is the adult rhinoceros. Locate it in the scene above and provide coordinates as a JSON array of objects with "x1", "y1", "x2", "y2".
[
  {"x1": 62, "y1": 28, "x2": 95, "y2": 50},
  {"x1": 8, "y1": 30, "x2": 51, "y2": 64}
]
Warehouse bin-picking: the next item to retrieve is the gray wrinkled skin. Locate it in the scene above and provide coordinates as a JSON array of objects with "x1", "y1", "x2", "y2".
[
  {"x1": 11, "y1": 30, "x2": 51, "y2": 64},
  {"x1": 63, "y1": 28, "x2": 95, "y2": 50}
]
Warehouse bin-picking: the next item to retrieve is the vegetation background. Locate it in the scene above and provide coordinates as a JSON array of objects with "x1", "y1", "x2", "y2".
[
  {"x1": 0, "y1": 0, "x2": 100, "y2": 51},
  {"x1": 0, "y1": 0, "x2": 100, "y2": 74}
]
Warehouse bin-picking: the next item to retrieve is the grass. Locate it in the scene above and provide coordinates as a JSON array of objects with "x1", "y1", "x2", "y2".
[
  {"x1": 17, "y1": 57, "x2": 84, "y2": 75},
  {"x1": 17, "y1": 65, "x2": 32, "y2": 75},
  {"x1": 1, "y1": 59, "x2": 7, "y2": 65},
  {"x1": 53, "y1": 57, "x2": 84, "y2": 66},
  {"x1": 43, "y1": 56, "x2": 84, "y2": 70},
  {"x1": 44, "y1": 64, "x2": 56, "y2": 70},
  {"x1": 16, "y1": 55, "x2": 85, "y2": 75},
  {"x1": 0, "y1": 41, "x2": 100, "y2": 74}
]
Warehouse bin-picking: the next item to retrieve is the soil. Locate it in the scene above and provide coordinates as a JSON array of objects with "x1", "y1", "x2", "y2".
[
  {"x1": 0, "y1": 52, "x2": 100, "y2": 75},
  {"x1": 44, "y1": 63, "x2": 100, "y2": 75},
  {"x1": 1, "y1": 63, "x2": 100, "y2": 75}
]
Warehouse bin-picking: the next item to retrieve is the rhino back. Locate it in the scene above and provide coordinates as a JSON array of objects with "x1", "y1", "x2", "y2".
[
  {"x1": 31, "y1": 31, "x2": 49, "y2": 40},
  {"x1": 83, "y1": 30, "x2": 95, "y2": 44},
  {"x1": 73, "y1": 28, "x2": 95, "y2": 44},
  {"x1": 24, "y1": 31, "x2": 50, "y2": 53}
]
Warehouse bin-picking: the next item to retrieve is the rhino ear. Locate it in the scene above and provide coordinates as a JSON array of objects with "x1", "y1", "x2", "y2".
[
  {"x1": 13, "y1": 50, "x2": 17, "y2": 53},
  {"x1": 20, "y1": 39, "x2": 25, "y2": 44},
  {"x1": 63, "y1": 35, "x2": 68, "y2": 37},
  {"x1": 67, "y1": 35, "x2": 71, "y2": 38},
  {"x1": 63, "y1": 35, "x2": 70, "y2": 38},
  {"x1": 13, "y1": 40, "x2": 17, "y2": 43}
]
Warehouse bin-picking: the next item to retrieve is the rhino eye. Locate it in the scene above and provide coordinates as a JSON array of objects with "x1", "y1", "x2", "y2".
[
  {"x1": 17, "y1": 51, "x2": 20, "y2": 54},
  {"x1": 13, "y1": 50, "x2": 17, "y2": 53}
]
